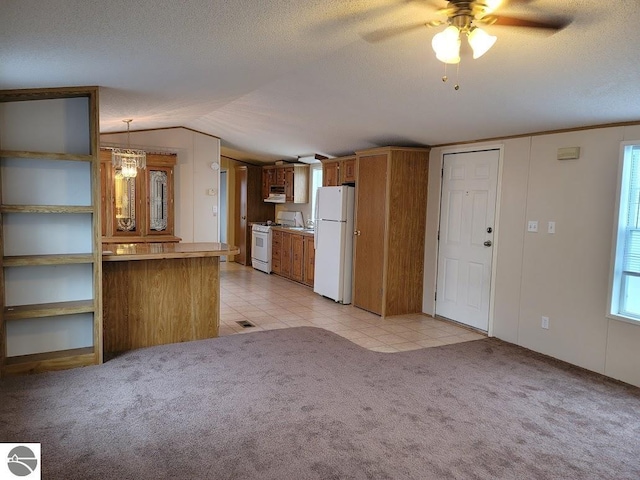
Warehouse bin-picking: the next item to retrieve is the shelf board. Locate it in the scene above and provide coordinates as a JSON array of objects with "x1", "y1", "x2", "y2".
[
  {"x1": 4, "y1": 300, "x2": 95, "y2": 320},
  {"x1": 2, "y1": 346, "x2": 95, "y2": 376},
  {"x1": 3, "y1": 254, "x2": 95, "y2": 267},
  {"x1": 0, "y1": 150, "x2": 93, "y2": 162},
  {"x1": 0, "y1": 204, "x2": 94, "y2": 214}
]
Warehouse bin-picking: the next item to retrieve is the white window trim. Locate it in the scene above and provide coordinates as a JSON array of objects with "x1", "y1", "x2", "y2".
[
  {"x1": 607, "y1": 141, "x2": 640, "y2": 325},
  {"x1": 310, "y1": 164, "x2": 322, "y2": 222}
]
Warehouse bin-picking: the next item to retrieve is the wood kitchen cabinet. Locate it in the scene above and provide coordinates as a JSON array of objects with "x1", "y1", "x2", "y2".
[
  {"x1": 262, "y1": 163, "x2": 310, "y2": 203},
  {"x1": 322, "y1": 160, "x2": 340, "y2": 187},
  {"x1": 280, "y1": 230, "x2": 292, "y2": 277},
  {"x1": 234, "y1": 165, "x2": 275, "y2": 265},
  {"x1": 271, "y1": 229, "x2": 315, "y2": 287},
  {"x1": 262, "y1": 166, "x2": 275, "y2": 200},
  {"x1": 272, "y1": 229, "x2": 282, "y2": 274},
  {"x1": 303, "y1": 235, "x2": 315, "y2": 287},
  {"x1": 321, "y1": 155, "x2": 356, "y2": 186},
  {"x1": 100, "y1": 149, "x2": 180, "y2": 243},
  {"x1": 353, "y1": 146, "x2": 430, "y2": 317},
  {"x1": 291, "y1": 234, "x2": 304, "y2": 283},
  {"x1": 342, "y1": 157, "x2": 356, "y2": 183}
]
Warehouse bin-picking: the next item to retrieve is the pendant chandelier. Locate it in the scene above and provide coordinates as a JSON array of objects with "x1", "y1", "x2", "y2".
[{"x1": 111, "y1": 119, "x2": 146, "y2": 178}]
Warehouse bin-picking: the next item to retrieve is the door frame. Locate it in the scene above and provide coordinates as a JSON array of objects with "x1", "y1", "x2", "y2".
[
  {"x1": 434, "y1": 144, "x2": 505, "y2": 337},
  {"x1": 219, "y1": 169, "x2": 228, "y2": 261}
]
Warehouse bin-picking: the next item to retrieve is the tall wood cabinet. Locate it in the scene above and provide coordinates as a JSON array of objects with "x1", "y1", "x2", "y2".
[
  {"x1": 100, "y1": 149, "x2": 179, "y2": 243},
  {"x1": 353, "y1": 147, "x2": 430, "y2": 317},
  {"x1": 0, "y1": 86, "x2": 102, "y2": 376},
  {"x1": 235, "y1": 165, "x2": 275, "y2": 265}
]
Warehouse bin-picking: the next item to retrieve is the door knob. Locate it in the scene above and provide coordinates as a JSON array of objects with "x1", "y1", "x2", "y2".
[
  {"x1": 483, "y1": 240, "x2": 492, "y2": 247},
  {"x1": 354, "y1": 230, "x2": 361, "y2": 236}
]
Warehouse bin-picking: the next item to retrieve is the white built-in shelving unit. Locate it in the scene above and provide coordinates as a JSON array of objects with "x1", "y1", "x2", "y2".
[{"x1": 0, "y1": 86, "x2": 102, "y2": 376}]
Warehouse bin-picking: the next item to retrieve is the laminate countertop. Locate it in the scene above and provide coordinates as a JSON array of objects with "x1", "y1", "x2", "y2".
[
  {"x1": 270, "y1": 226, "x2": 315, "y2": 237},
  {"x1": 102, "y1": 242, "x2": 240, "y2": 262}
]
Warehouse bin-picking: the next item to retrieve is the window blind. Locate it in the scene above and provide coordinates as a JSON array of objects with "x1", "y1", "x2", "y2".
[{"x1": 623, "y1": 148, "x2": 640, "y2": 274}]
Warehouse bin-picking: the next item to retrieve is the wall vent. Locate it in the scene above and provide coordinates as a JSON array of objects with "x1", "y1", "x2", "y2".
[{"x1": 557, "y1": 147, "x2": 580, "y2": 160}]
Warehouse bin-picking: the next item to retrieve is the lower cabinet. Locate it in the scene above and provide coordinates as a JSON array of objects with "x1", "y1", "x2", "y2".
[
  {"x1": 291, "y1": 234, "x2": 304, "y2": 283},
  {"x1": 272, "y1": 230, "x2": 282, "y2": 274},
  {"x1": 303, "y1": 236, "x2": 315, "y2": 287},
  {"x1": 271, "y1": 229, "x2": 314, "y2": 287}
]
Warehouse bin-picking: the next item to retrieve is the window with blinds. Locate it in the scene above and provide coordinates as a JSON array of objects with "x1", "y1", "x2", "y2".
[{"x1": 610, "y1": 143, "x2": 640, "y2": 322}]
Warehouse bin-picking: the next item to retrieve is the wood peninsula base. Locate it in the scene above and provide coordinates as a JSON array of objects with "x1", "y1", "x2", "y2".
[{"x1": 102, "y1": 242, "x2": 239, "y2": 354}]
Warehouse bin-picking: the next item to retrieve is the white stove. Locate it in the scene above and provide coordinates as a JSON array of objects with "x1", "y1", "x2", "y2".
[{"x1": 251, "y1": 212, "x2": 304, "y2": 273}]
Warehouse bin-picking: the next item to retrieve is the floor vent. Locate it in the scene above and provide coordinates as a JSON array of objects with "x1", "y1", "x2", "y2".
[{"x1": 236, "y1": 320, "x2": 255, "y2": 328}]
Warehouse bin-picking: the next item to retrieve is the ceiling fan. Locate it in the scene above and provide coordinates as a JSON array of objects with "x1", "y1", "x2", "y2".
[
  {"x1": 363, "y1": 0, "x2": 570, "y2": 88},
  {"x1": 428, "y1": 0, "x2": 569, "y2": 63}
]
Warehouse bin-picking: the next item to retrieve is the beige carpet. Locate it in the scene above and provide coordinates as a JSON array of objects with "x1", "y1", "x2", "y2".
[{"x1": 1, "y1": 327, "x2": 639, "y2": 479}]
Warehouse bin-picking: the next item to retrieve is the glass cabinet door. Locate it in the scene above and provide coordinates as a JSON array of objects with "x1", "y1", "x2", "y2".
[
  {"x1": 100, "y1": 149, "x2": 177, "y2": 242},
  {"x1": 113, "y1": 169, "x2": 142, "y2": 235},
  {"x1": 146, "y1": 166, "x2": 173, "y2": 236}
]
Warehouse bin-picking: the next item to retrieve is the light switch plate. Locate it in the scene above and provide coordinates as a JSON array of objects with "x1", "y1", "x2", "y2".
[
  {"x1": 527, "y1": 220, "x2": 538, "y2": 233},
  {"x1": 541, "y1": 316, "x2": 549, "y2": 329},
  {"x1": 548, "y1": 221, "x2": 556, "y2": 234}
]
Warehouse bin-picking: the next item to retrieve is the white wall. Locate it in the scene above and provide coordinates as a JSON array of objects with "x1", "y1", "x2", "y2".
[
  {"x1": 100, "y1": 128, "x2": 220, "y2": 242},
  {"x1": 423, "y1": 125, "x2": 640, "y2": 388}
]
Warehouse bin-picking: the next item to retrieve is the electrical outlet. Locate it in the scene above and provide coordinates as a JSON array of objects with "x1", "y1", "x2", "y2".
[
  {"x1": 527, "y1": 220, "x2": 538, "y2": 233},
  {"x1": 541, "y1": 316, "x2": 549, "y2": 329}
]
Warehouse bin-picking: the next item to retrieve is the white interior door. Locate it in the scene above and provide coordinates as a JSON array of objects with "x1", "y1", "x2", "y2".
[{"x1": 435, "y1": 149, "x2": 500, "y2": 331}]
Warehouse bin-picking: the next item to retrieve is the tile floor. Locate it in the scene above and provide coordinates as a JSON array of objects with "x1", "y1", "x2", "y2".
[{"x1": 219, "y1": 262, "x2": 486, "y2": 353}]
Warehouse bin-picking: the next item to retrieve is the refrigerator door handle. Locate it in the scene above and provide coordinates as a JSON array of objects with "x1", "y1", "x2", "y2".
[{"x1": 314, "y1": 189, "x2": 320, "y2": 249}]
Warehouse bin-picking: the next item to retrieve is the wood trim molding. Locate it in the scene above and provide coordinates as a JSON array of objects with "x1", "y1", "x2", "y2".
[
  {"x1": 432, "y1": 120, "x2": 640, "y2": 149},
  {"x1": 101, "y1": 125, "x2": 221, "y2": 140}
]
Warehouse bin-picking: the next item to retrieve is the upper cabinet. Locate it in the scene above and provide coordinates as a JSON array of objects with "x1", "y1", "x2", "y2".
[
  {"x1": 262, "y1": 164, "x2": 310, "y2": 203},
  {"x1": 100, "y1": 149, "x2": 179, "y2": 243},
  {"x1": 321, "y1": 155, "x2": 356, "y2": 186}
]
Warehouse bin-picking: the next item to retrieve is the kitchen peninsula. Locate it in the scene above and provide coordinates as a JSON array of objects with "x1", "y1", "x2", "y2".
[{"x1": 102, "y1": 242, "x2": 239, "y2": 354}]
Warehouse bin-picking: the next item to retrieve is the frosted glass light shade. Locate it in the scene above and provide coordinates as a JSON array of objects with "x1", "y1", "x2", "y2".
[
  {"x1": 432, "y1": 26, "x2": 461, "y2": 64},
  {"x1": 468, "y1": 27, "x2": 497, "y2": 59},
  {"x1": 112, "y1": 149, "x2": 146, "y2": 179},
  {"x1": 483, "y1": 0, "x2": 503, "y2": 13}
]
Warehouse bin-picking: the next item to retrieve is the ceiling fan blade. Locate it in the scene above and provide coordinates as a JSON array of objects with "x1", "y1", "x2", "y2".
[
  {"x1": 486, "y1": 14, "x2": 570, "y2": 30},
  {"x1": 361, "y1": 22, "x2": 428, "y2": 43}
]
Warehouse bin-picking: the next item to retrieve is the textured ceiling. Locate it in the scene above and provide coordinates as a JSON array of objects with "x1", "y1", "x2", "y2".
[{"x1": 2, "y1": 0, "x2": 640, "y2": 162}]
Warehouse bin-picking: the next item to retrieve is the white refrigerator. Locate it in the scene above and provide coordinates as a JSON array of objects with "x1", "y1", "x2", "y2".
[{"x1": 313, "y1": 186, "x2": 355, "y2": 303}]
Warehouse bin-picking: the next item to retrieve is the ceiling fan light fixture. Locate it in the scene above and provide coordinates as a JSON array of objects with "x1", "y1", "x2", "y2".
[
  {"x1": 432, "y1": 25, "x2": 461, "y2": 64},
  {"x1": 467, "y1": 27, "x2": 497, "y2": 59},
  {"x1": 481, "y1": 0, "x2": 503, "y2": 16}
]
